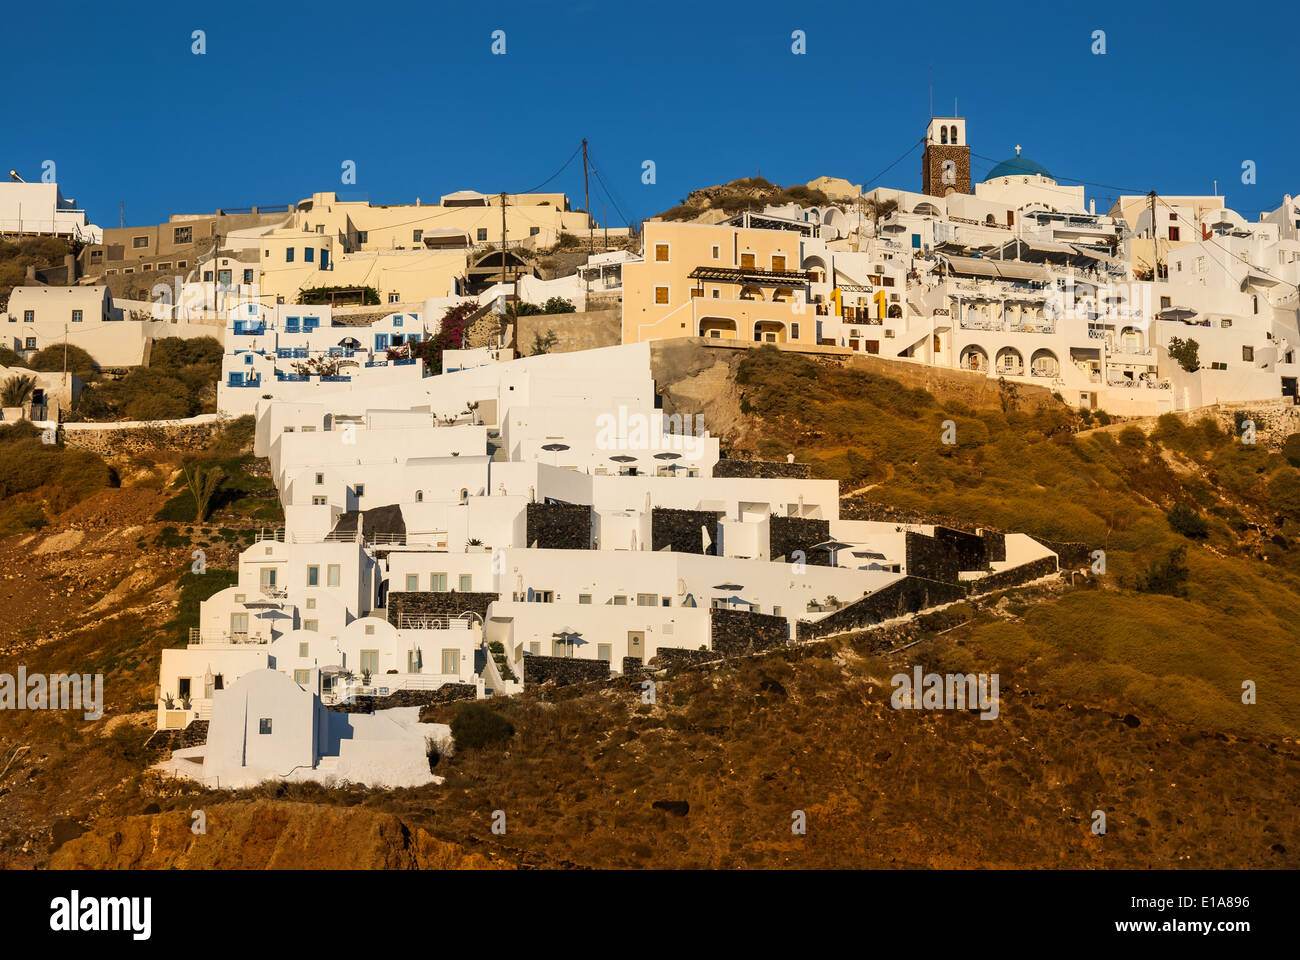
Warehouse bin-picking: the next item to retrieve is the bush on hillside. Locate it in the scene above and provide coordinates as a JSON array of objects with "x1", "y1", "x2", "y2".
[
  {"x1": 450, "y1": 702, "x2": 515, "y2": 751},
  {"x1": 1167, "y1": 502, "x2": 1208, "y2": 538}
]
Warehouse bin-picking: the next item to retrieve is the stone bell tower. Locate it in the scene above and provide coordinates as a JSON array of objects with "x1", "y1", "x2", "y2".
[{"x1": 921, "y1": 117, "x2": 971, "y2": 197}]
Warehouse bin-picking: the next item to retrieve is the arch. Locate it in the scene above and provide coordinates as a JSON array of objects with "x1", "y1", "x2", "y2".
[
  {"x1": 415, "y1": 490, "x2": 424, "y2": 502},
  {"x1": 996, "y1": 346, "x2": 1024, "y2": 376},
  {"x1": 960, "y1": 345, "x2": 988, "y2": 372},
  {"x1": 460, "y1": 488, "x2": 469, "y2": 503},
  {"x1": 1030, "y1": 348, "x2": 1059, "y2": 378},
  {"x1": 913, "y1": 201, "x2": 941, "y2": 217},
  {"x1": 802, "y1": 254, "x2": 827, "y2": 284},
  {"x1": 738, "y1": 284, "x2": 764, "y2": 301},
  {"x1": 1119, "y1": 326, "x2": 1143, "y2": 353},
  {"x1": 887, "y1": 304, "x2": 902, "y2": 318},
  {"x1": 940, "y1": 127, "x2": 949, "y2": 144},
  {"x1": 699, "y1": 317, "x2": 737, "y2": 340},
  {"x1": 753, "y1": 320, "x2": 787, "y2": 344},
  {"x1": 772, "y1": 287, "x2": 795, "y2": 303},
  {"x1": 984, "y1": 213, "x2": 997, "y2": 225}
]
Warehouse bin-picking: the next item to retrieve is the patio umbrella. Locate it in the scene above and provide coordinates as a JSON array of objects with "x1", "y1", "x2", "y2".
[{"x1": 811, "y1": 539, "x2": 854, "y2": 567}]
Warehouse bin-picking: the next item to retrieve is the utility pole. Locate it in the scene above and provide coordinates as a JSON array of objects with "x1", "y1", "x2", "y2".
[
  {"x1": 120, "y1": 202, "x2": 124, "y2": 228},
  {"x1": 1148, "y1": 190, "x2": 1159, "y2": 279},
  {"x1": 499, "y1": 191, "x2": 508, "y2": 289},
  {"x1": 582, "y1": 138, "x2": 593, "y2": 257}
]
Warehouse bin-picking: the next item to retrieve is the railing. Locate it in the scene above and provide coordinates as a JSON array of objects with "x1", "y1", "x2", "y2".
[
  {"x1": 394, "y1": 613, "x2": 475, "y2": 631},
  {"x1": 189, "y1": 627, "x2": 265, "y2": 645},
  {"x1": 254, "y1": 528, "x2": 285, "y2": 542}
]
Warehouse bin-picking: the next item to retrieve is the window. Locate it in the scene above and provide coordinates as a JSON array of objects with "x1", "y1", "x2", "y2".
[
  {"x1": 259, "y1": 718, "x2": 273, "y2": 735},
  {"x1": 203, "y1": 270, "x2": 213, "y2": 282},
  {"x1": 312, "y1": 495, "x2": 327, "y2": 505},
  {"x1": 299, "y1": 642, "x2": 310, "y2": 657},
  {"x1": 327, "y1": 564, "x2": 341, "y2": 587},
  {"x1": 597, "y1": 644, "x2": 612, "y2": 662},
  {"x1": 771, "y1": 255, "x2": 786, "y2": 271},
  {"x1": 293, "y1": 670, "x2": 310, "y2": 685},
  {"x1": 1168, "y1": 227, "x2": 1180, "y2": 242},
  {"x1": 413, "y1": 230, "x2": 423, "y2": 242},
  {"x1": 791, "y1": 322, "x2": 800, "y2": 339},
  {"x1": 415, "y1": 490, "x2": 423, "y2": 502},
  {"x1": 740, "y1": 252, "x2": 755, "y2": 269},
  {"x1": 174, "y1": 226, "x2": 192, "y2": 244},
  {"x1": 458, "y1": 574, "x2": 473, "y2": 592},
  {"x1": 364, "y1": 624, "x2": 375, "y2": 635},
  {"x1": 285, "y1": 248, "x2": 295, "y2": 262},
  {"x1": 23, "y1": 310, "x2": 34, "y2": 323},
  {"x1": 315, "y1": 472, "x2": 324, "y2": 485},
  {"x1": 637, "y1": 593, "x2": 658, "y2": 606},
  {"x1": 244, "y1": 269, "x2": 254, "y2": 284},
  {"x1": 354, "y1": 483, "x2": 365, "y2": 497},
  {"x1": 477, "y1": 228, "x2": 488, "y2": 241},
  {"x1": 304, "y1": 619, "x2": 318, "y2": 632},
  {"x1": 360, "y1": 650, "x2": 379, "y2": 675},
  {"x1": 711, "y1": 244, "x2": 720, "y2": 259},
  {"x1": 654, "y1": 285, "x2": 669, "y2": 305},
  {"x1": 389, "y1": 293, "x2": 400, "y2": 303},
  {"x1": 306, "y1": 598, "x2": 316, "y2": 609},
  {"x1": 158, "y1": 262, "x2": 171, "y2": 271},
  {"x1": 654, "y1": 243, "x2": 669, "y2": 262},
  {"x1": 357, "y1": 231, "x2": 368, "y2": 244},
  {"x1": 612, "y1": 595, "x2": 627, "y2": 606},
  {"x1": 406, "y1": 574, "x2": 419, "y2": 591},
  {"x1": 24, "y1": 337, "x2": 35, "y2": 350},
  {"x1": 578, "y1": 594, "x2": 592, "y2": 605},
  {"x1": 1211, "y1": 361, "x2": 1228, "y2": 370},
  {"x1": 178, "y1": 677, "x2": 191, "y2": 699},
  {"x1": 1221, "y1": 318, "x2": 1232, "y2": 328},
  {"x1": 529, "y1": 226, "x2": 539, "y2": 236},
  {"x1": 529, "y1": 641, "x2": 540, "y2": 655},
  {"x1": 71, "y1": 310, "x2": 82, "y2": 323},
  {"x1": 307, "y1": 565, "x2": 320, "y2": 586},
  {"x1": 1243, "y1": 346, "x2": 1254, "y2": 362},
  {"x1": 773, "y1": 605, "x2": 782, "y2": 616},
  {"x1": 662, "y1": 597, "x2": 671, "y2": 607},
  {"x1": 177, "y1": 260, "x2": 187, "y2": 269},
  {"x1": 218, "y1": 269, "x2": 232, "y2": 286},
  {"x1": 133, "y1": 236, "x2": 149, "y2": 248},
  {"x1": 1160, "y1": 296, "x2": 1172, "y2": 309},
  {"x1": 430, "y1": 648, "x2": 456, "y2": 676}
]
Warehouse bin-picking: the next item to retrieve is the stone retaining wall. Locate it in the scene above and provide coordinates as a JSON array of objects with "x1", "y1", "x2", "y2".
[
  {"x1": 796, "y1": 576, "x2": 967, "y2": 641},
  {"x1": 710, "y1": 607, "x2": 789, "y2": 656},
  {"x1": 328, "y1": 683, "x2": 477, "y2": 713},
  {"x1": 526, "y1": 501, "x2": 591, "y2": 549},
  {"x1": 651, "y1": 507, "x2": 717, "y2": 554},
  {"x1": 386, "y1": 591, "x2": 499, "y2": 625},
  {"x1": 768, "y1": 515, "x2": 831, "y2": 565},
  {"x1": 713, "y1": 459, "x2": 812, "y2": 480},
  {"x1": 522, "y1": 654, "x2": 610, "y2": 686}
]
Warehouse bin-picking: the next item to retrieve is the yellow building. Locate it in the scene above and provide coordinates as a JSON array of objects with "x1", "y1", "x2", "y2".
[
  {"x1": 293, "y1": 191, "x2": 593, "y2": 255},
  {"x1": 622, "y1": 220, "x2": 817, "y2": 345}
]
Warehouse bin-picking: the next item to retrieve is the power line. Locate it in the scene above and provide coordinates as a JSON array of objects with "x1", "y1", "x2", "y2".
[
  {"x1": 863, "y1": 137, "x2": 925, "y2": 189},
  {"x1": 585, "y1": 147, "x2": 633, "y2": 229},
  {"x1": 1153, "y1": 193, "x2": 1299, "y2": 293}
]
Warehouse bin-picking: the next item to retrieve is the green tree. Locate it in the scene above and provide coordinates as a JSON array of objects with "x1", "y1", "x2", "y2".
[
  {"x1": 1167, "y1": 336, "x2": 1201, "y2": 373},
  {"x1": 184, "y1": 463, "x2": 226, "y2": 522},
  {"x1": 0, "y1": 374, "x2": 36, "y2": 407}
]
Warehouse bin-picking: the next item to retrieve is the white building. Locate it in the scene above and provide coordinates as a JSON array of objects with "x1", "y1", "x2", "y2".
[{"x1": 0, "y1": 177, "x2": 101, "y2": 243}]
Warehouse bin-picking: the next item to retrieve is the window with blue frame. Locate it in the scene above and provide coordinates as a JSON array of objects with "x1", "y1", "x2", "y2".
[
  {"x1": 303, "y1": 317, "x2": 319, "y2": 331},
  {"x1": 228, "y1": 372, "x2": 244, "y2": 386},
  {"x1": 285, "y1": 317, "x2": 300, "y2": 333},
  {"x1": 304, "y1": 248, "x2": 314, "y2": 263},
  {"x1": 285, "y1": 248, "x2": 295, "y2": 262},
  {"x1": 912, "y1": 234, "x2": 921, "y2": 249},
  {"x1": 244, "y1": 354, "x2": 254, "y2": 365},
  {"x1": 392, "y1": 315, "x2": 403, "y2": 327},
  {"x1": 375, "y1": 333, "x2": 389, "y2": 350}
]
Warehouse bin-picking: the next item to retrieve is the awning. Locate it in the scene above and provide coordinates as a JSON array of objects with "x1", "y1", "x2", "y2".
[{"x1": 941, "y1": 255, "x2": 1051, "y2": 283}]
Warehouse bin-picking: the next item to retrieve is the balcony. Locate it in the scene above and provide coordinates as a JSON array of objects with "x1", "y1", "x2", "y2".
[{"x1": 232, "y1": 321, "x2": 266, "y2": 336}]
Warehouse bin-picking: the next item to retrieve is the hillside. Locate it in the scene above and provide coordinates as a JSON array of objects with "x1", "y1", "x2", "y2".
[{"x1": 1, "y1": 342, "x2": 1297, "y2": 869}]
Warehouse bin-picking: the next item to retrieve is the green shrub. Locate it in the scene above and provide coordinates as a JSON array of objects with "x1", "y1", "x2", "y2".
[
  {"x1": 450, "y1": 702, "x2": 515, "y2": 750},
  {"x1": 0, "y1": 500, "x2": 47, "y2": 538},
  {"x1": 1167, "y1": 502, "x2": 1208, "y2": 539},
  {"x1": 1281, "y1": 433, "x2": 1300, "y2": 468},
  {"x1": 1134, "y1": 545, "x2": 1190, "y2": 597}
]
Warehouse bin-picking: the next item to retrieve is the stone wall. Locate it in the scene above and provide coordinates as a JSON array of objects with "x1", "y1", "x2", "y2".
[
  {"x1": 1029, "y1": 535, "x2": 1091, "y2": 567},
  {"x1": 709, "y1": 607, "x2": 789, "y2": 656},
  {"x1": 516, "y1": 308, "x2": 621, "y2": 356},
  {"x1": 621, "y1": 656, "x2": 646, "y2": 677},
  {"x1": 712, "y1": 459, "x2": 812, "y2": 480},
  {"x1": 386, "y1": 591, "x2": 499, "y2": 626},
  {"x1": 796, "y1": 576, "x2": 967, "y2": 640},
  {"x1": 651, "y1": 507, "x2": 718, "y2": 554},
  {"x1": 651, "y1": 647, "x2": 723, "y2": 668},
  {"x1": 982, "y1": 529, "x2": 1007, "y2": 563},
  {"x1": 768, "y1": 515, "x2": 831, "y2": 565},
  {"x1": 60, "y1": 415, "x2": 226, "y2": 457},
  {"x1": 969, "y1": 555, "x2": 1059, "y2": 595},
  {"x1": 522, "y1": 654, "x2": 610, "y2": 686},
  {"x1": 329, "y1": 683, "x2": 476, "y2": 713},
  {"x1": 526, "y1": 501, "x2": 592, "y2": 549}
]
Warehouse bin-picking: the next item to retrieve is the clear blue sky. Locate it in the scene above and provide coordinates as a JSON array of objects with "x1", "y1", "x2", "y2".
[{"x1": 7, "y1": 0, "x2": 1296, "y2": 229}]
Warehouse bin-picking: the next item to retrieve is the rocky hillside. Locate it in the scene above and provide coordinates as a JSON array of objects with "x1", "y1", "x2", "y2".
[{"x1": 2, "y1": 342, "x2": 1298, "y2": 869}]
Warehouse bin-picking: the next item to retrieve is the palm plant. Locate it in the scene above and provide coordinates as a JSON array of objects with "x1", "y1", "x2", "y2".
[
  {"x1": 183, "y1": 463, "x2": 226, "y2": 522},
  {"x1": 0, "y1": 374, "x2": 36, "y2": 408}
]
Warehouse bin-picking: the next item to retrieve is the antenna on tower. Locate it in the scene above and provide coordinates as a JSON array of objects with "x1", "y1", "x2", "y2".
[{"x1": 929, "y1": 62, "x2": 933, "y2": 117}]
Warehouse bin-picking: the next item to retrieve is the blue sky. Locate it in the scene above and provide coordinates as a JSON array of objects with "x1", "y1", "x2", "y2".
[{"x1": 6, "y1": 0, "x2": 1297, "y2": 228}]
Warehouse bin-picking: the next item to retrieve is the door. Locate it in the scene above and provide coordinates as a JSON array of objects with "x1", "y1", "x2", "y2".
[
  {"x1": 628, "y1": 632, "x2": 645, "y2": 659},
  {"x1": 260, "y1": 567, "x2": 277, "y2": 591}
]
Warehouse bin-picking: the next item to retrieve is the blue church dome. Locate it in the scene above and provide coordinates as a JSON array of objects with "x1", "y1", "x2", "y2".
[{"x1": 983, "y1": 155, "x2": 1053, "y2": 182}]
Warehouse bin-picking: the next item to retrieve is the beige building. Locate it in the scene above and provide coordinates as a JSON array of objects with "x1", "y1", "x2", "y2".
[
  {"x1": 80, "y1": 209, "x2": 291, "y2": 280},
  {"x1": 622, "y1": 220, "x2": 818, "y2": 346}
]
